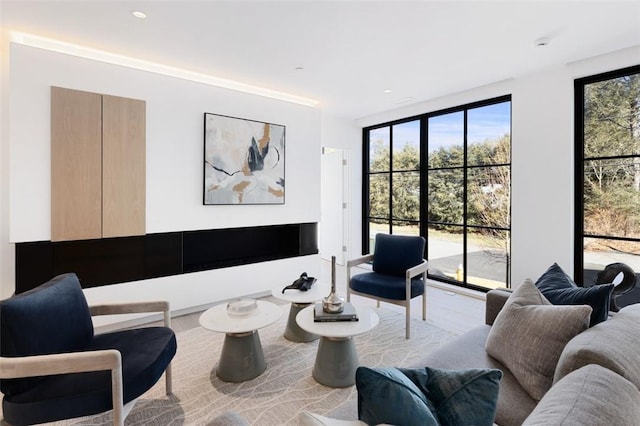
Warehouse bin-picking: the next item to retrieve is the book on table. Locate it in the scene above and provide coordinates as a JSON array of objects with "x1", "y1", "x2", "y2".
[{"x1": 313, "y1": 302, "x2": 359, "y2": 322}]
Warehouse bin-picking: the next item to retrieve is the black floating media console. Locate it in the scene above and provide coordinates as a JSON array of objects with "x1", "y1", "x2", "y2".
[{"x1": 15, "y1": 223, "x2": 318, "y2": 294}]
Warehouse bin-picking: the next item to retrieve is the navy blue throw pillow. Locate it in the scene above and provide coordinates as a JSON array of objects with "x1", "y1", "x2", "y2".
[
  {"x1": 535, "y1": 263, "x2": 613, "y2": 326},
  {"x1": 356, "y1": 366, "x2": 502, "y2": 426}
]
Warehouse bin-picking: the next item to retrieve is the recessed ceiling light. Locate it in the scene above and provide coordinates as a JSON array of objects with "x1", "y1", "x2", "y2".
[
  {"x1": 383, "y1": 89, "x2": 392, "y2": 94},
  {"x1": 534, "y1": 37, "x2": 550, "y2": 47},
  {"x1": 132, "y1": 10, "x2": 147, "y2": 19}
]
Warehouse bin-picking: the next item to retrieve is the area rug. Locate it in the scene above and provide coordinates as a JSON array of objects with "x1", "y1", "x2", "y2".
[{"x1": 54, "y1": 306, "x2": 455, "y2": 425}]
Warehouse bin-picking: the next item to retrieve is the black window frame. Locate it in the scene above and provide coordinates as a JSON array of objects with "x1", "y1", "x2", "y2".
[
  {"x1": 362, "y1": 95, "x2": 512, "y2": 292},
  {"x1": 574, "y1": 64, "x2": 640, "y2": 287}
]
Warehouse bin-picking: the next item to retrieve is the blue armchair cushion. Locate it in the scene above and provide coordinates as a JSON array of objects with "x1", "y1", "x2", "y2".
[
  {"x1": 535, "y1": 263, "x2": 613, "y2": 326},
  {"x1": 350, "y1": 272, "x2": 425, "y2": 300},
  {"x1": 2, "y1": 327, "x2": 177, "y2": 425},
  {"x1": 0, "y1": 273, "x2": 94, "y2": 396},
  {"x1": 372, "y1": 233, "x2": 425, "y2": 277},
  {"x1": 356, "y1": 366, "x2": 502, "y2": 426}
]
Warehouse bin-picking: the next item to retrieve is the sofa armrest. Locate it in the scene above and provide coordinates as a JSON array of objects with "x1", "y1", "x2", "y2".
[{"x1": 485, "y1": 288, "x2": 513, "y2": 325}]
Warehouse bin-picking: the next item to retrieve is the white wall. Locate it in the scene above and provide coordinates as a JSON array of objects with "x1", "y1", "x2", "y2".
[
  {"x1": 320, "y1": 114, "x2": 361, "y2": 261},
  {"x1": 357, "y1": 45, "x2": 640, "y2": 288},
  {"x1": 2, "y1": 42, "x2": 322, "y2": 316}
]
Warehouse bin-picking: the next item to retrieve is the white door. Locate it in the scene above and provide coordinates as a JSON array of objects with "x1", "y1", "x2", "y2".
[{"x1": 320, "y1": 147, "x2": 349, "y2": 265}]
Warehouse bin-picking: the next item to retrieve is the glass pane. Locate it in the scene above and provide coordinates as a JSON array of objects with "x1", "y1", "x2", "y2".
[
  {"x1": 467, "y1": 101, "x2": 511, "y2": 166},
  {"x1": 584, "y1": 73, "x2": 640, "y2": 158},
  {"x1": 369, "y1": 127, "x2": 390, "y2": 172},
  {"x1": 583, "y1": 237, "x2": 640, "y2": 309},
  {"x1": 392, "y1": 171, "x2": 420, "y2": 221},
  {"x1": 428, "y1": 169, "x2": 463, "y2": 225},
  {"x1": 369, "y1": 173, "x2": 390, "y2": 219},
  {"x1": 392, "y1": 220, "x2": 420, "y2": 237},
  {"x1": 467, "y1": 229, "x2": 510, "y2": 289},
  {"x1": 369, "y1": 223, "x2": 389, "y2": 253},
  {"x1": 583, "y1": 158, "x2": 640, "y2": 238},
  {"x1": 467, "y1": 166, "x2": 511, "y2": 228},
  {"x1": 428, "y1": 112, "x2": 464, "y2": 168},
  {"x1": 392, "y1": 120, "x2": 420, "y2": 171},
  {"x1": 427, "y1": 224, "x2": 463, "y2": 282}
]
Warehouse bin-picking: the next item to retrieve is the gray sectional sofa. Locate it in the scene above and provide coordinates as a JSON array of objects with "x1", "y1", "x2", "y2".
[{"x1": 416, "y1": 287, "x2": 640, "y2": 425}]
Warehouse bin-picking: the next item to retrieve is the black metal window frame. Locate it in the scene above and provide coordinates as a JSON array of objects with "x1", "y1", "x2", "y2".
[
  {"x1": 573, "y1": 64, "x2": 640, "y2": 285},
  {"x1": 362, "y1": 95, "x2": 512, "y2": 292}
]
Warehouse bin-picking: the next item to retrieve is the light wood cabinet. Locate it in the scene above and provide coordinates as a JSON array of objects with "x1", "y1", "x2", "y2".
[{"x1": 51, "y1": 87, "x2": 146, "y2": 241}]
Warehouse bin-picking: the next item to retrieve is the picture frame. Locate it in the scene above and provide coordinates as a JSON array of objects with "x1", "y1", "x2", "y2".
[{"x1": 203, "y1": 113, "x2": 285, "y2": 205}]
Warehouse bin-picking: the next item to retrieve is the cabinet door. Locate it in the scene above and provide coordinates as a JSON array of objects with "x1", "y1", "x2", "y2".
[
  {"x1": 51, "y1": 87, "x2": 102, "y2": 241},
  {"x1": 102, "y1": 95, "x2": 146, "y2": 238}
]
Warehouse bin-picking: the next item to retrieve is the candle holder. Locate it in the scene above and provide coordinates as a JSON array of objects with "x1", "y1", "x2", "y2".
[{"x1": 322, "y1": 256, "x2": 344, "y2": 313}]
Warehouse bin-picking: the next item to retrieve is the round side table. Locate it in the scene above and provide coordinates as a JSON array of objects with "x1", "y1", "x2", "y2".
[
  {"x1": 271, "y1": 282, "x2": 329, "y2": 342},
  {"x1": 199, "y1": 300, "x2": 281, "y2": 382},
  {"x1": 296, "y1": 304, "x2": 379, "y2": 387}
]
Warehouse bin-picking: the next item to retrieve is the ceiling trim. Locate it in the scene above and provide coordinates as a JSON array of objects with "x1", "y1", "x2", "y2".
[{"x1": 10, "y1": 31, "x2": 320, "y2": 108}]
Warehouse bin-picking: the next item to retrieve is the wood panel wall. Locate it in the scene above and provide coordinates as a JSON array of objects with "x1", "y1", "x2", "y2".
[{"x1": 51, "y1": 87, "x2": 102, "y2": 241}]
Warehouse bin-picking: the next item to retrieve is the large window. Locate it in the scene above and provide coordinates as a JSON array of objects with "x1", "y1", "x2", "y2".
[
  {"x1": 575, "y1": 65, "x2": 640, "y2": 307},
  {"x1": 363, "y1": 96, "x2": 511, "y2": 291}
]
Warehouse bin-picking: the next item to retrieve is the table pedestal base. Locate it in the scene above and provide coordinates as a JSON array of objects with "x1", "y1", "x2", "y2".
[
  {"x1": 284, "y1": 303, "x2": 319, "y2": 342},
  {"x1": 217, "y1": 330, "x2": 265, "y2": 382},
  {"x1": 312, "y1": 336, "x2": 359, "y2": 388}
]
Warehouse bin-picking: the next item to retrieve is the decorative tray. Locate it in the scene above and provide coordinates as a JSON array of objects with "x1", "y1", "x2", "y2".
[{"x1": 226, "y1": 298, "x2": 258, "y2": 317}]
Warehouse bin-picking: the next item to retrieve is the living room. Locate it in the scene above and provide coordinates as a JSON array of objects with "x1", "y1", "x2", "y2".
[{"x1": 1, "y1": 1, "x2": 639, "y2": 425}]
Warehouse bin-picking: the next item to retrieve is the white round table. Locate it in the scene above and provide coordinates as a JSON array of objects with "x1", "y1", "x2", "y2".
[
  {"x1": 296, "y1": 304, "x2": 379, "y2": 387},
  {"x1": 199, "y1": 300, "x2": 281, "y2": 382},
  {"x1": 271, "y1": 281, "x2": 330, "y2": 342}
]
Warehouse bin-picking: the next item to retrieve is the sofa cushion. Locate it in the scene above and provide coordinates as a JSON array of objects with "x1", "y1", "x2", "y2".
[
  {"x1": 523, "y1": 364, "x2": 640, "y2": 425},
  {"x1": 485, "y1": 279, "x2": 592, "y2": 401},
  {"x1": 356, "y1": 366, "x2": 438, "y2": 426},
  {"x1": 418, "y1": 325, "x2": 536, "y2": 426},
  {"x1": 554, "y1": 303, "x2": 640, "y2": 389},
  {"x1": 355, "y1": 366, "x2": 501, "y2": 426},
  {"x1": 535, "y1": 263, "x2": 613, "y2": 326},
  {"x1": 399, "y1": 366, "x2": 502, "y2": 426}
]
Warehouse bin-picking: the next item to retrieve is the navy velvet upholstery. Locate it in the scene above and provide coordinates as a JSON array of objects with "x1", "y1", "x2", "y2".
[
  {"x1": 351, "y1": 273, "x2": 424, "y2": 300},
  {"x1": 0, "y1": 273, "x2": 177, "y2": 425},
  {"x1": 352, "y1": 233, "x2": 426, "y2": 301},
  {"x1": 535, "y1": 263, "x2": 614, "y2": 326},
  {"x1": 372, "y1": 233, "x2": 425, "y2": 277},
  {"x1": 356, "y1": 366, "x2": 502, "y2": 426}
]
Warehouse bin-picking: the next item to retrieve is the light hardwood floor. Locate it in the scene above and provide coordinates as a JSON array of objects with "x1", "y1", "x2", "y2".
[{"x1": 162, "y1": 259, "x2": 486, "y2": 336}]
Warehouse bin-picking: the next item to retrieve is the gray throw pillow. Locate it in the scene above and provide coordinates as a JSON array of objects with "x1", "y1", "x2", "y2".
[{"x1": 485, "y1": 279, "x2": 592, "y2": 401}]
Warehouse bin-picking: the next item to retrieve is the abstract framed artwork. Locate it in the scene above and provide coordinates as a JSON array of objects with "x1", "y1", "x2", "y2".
[{"x1": 203, "y1": 113, "x2": 285, "y2": 205}]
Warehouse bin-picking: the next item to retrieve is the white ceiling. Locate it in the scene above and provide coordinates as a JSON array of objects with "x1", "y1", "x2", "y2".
[{"x1": 2, "y1": 1, "x2": 640, "y2": 120}]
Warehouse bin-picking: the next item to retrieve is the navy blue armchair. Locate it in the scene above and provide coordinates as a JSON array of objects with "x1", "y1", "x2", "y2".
[
  {"x1": 347, "y1": 233, "x2": 428, "y2": 339},
  {"x1": 0, "y1": 273, "x2": 176, "y2": 425}
]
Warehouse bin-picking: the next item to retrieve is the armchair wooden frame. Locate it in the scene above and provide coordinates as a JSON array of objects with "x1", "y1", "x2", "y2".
[
  {"x1": 346, "y1": 255, "x2": 429, "y2": 339},
  {"x1": 0, "y1": 300, "x2": 173, "y2": 426}
]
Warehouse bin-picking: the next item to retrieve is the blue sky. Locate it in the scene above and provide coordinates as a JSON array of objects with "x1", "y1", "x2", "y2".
[{"x1": 369, "y1": 100, "x2": 511, "y2": 159}]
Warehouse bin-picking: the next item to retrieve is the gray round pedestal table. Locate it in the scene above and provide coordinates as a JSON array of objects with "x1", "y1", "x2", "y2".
[
  {"x1": 296, "y1": 304, "x2": 379, "y2": 387},
  {"x1": 199, "y1": 300, "x2": 281, "y2": 382},
  {"x1": 271, "y1": 282, "x2": 329, "y2": 342}
]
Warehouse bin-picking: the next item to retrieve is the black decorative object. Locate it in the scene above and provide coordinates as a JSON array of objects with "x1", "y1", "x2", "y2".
[
  {"x1": 595, "y1": 262, "x2": 637, "y2": 312},
  {"x1": 282, "y1": 272, "x2": 317, "y2": 293}
]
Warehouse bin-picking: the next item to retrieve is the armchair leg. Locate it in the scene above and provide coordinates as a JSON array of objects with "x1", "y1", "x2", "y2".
[
  {"x1": 165, "y1": 364, "x2": 173, "y2": 395},
  {"x1": 422, "y1": 290, "x2": 426, "y2": 321},
  {"x1": 405, "y1": 301, "x2": 411, "y2": 339}
]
